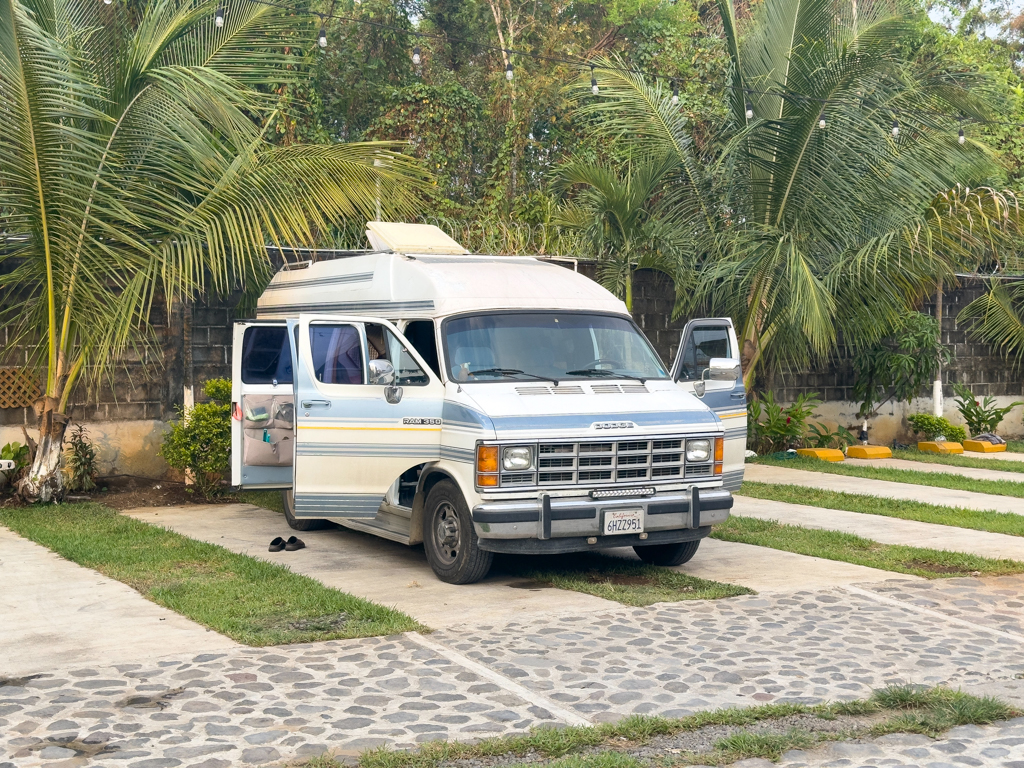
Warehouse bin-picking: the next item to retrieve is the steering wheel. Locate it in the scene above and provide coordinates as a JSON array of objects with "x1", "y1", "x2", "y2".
[{"x1": 582, "y1": 358, "x2": 625, "y2": 370}]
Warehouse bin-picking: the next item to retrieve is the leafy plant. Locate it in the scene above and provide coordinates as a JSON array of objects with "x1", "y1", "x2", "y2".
[
  {"x1": 807, "y1": 423, "x2": 857, "y2": 450},
  {"x1": 748, "y1": 392, "x2": 822, "y2": 454},
  {"x1": 64, "y1": 425, "x2": 98, "y2": 492},
  {"x1": 907, "y1": 414, "x2": 968, "y2": 444},
  {"x1": 852, "y1": 313, "x2": 951, "y2": 418},
  {"x1": 159, "y1": 379, "x2": 232, "y2": 499},
  {"x1": 0, "y1": 441, "x2": 30, "y2": 493},
  {"x1": 952, "y1": 383, "x2": 1022, "y2": 436}
]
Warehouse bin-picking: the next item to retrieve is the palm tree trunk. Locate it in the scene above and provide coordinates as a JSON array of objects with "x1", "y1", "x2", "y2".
[
  {"x1": 625, "y1": 268, "x2": 633, "y2": 312},
  {"x1": 18, "y1": 396, "x2": 67, "y2": 502}
]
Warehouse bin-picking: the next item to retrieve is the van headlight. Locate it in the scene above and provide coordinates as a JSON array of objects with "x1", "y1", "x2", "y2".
[
  {"x1": 502, "y1": 446, "x2": 534, "y2": 471},
  {"x1": 686, "y1": 439, "x2": 712, "y2": 463}
]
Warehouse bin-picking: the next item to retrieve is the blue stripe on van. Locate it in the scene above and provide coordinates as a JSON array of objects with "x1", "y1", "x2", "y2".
[
  {"x1": 293, "y1": 493, "x2": 383, "y2": 518},
  {"x1": 263, "y1": 272, "x2": 374, "y2": 291},
  {"x1": 442, "y1": 401, "x2": 493, "y2": 432},
  {"x1": 489, "y1": 409, "x2": 719, "y2": 431}
]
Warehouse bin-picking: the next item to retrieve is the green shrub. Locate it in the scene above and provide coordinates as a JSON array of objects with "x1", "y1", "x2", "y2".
[
  {"x1": 159, "y1": 378, "x2": 232, "y2": 499},
  {"x1": 807, "y1": 422, "x2": 856, "y2": 449},
  {"x1": 748, "y1": 392, "x2": 822, "y2": 454},
  {"x1": 907, "y1": 413, "x2": 968, "y2": 444},
  {"x1": 952, "y1": 383, "x2": 1022, "y2": 436},
  {"x1": 64, "y1": 425, "x2": 98, "y2": 492},
  {"x1": 0, "y1": 441, "x2": 30, "y2": 493}
]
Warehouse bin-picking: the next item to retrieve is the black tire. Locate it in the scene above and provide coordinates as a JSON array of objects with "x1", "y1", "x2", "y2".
[
  {"x1": 633, "y1": 539, "x2": 701, "y2": 566},
  {"x1": 282, "y1": 490, "x2": 325, "y2": 531},
  {"x1": 423, "y1": 480, "x2": 493, "y2": 584}
]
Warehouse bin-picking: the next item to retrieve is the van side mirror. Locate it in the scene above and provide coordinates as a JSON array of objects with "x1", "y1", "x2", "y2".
[
  {"x1": 707, "y1": 358, "x2": 741, "y2": 382},
  {"x1": 693, "y1": 380, "x2": 706, "y2": 398},
  {"x1": 368, "y1": 359, "x2": 396, "y2": 385}
]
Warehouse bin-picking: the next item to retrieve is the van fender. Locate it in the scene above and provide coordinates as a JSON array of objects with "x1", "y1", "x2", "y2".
[{"x1": 410, "y1": 463, "x2": 476, "y2": 545}]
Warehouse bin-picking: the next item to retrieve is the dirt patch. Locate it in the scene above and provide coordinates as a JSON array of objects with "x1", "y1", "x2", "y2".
[
  {"x1": 2, "y1": 475, "x2": 242, "y2": 510},
  {"x1": 906, "y1": 560, "x2": 980, "y2": 575}
]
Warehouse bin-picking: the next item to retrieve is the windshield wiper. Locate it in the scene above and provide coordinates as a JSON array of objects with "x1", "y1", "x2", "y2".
[
  {"x1": 566, "y1": 368, "x2": 647, "y2": 384},
  {"x1": 466, "y1": 368, "x2": 560, "y2": 386}
]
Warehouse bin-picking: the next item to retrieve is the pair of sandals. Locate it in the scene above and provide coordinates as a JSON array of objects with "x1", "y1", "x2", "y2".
[{"x1": 269, "y1": 536, "x2": 305, "y2": 552}]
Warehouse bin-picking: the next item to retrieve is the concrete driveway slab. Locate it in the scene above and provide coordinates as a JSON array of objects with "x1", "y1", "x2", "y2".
[
  {"x1": 122, "y1": 503, "x2": 616, "y2": 628},
  {"x1": 846, "y1": 456, "x2": 1024, "y2": 482},
  {"x1": 744, "y1": 463, "x2": 1024, "y2": 515},
  {"x1": 733, "y1": 495, "x2": 1024, "y2": 560},
  {"x1": 0, "y1": 526, "x2": 237, "y2": 677}
]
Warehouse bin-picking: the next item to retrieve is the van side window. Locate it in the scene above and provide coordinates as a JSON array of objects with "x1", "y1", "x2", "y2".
[
  {"x1": 365, "y1": 324, "x2": 430, "y2": 386},
  {"x1": 677, "y1": 326, "x2": 731, "y2": 381},
  {"x1": 242, "y1": 326, "x2": 293, "y2": 384},
  {"x1": 404, "y1": 320, "x2": 440, "y2": 376},
  {"x1": 310, "y1": 324, "x2": 364, "y2": 384}
]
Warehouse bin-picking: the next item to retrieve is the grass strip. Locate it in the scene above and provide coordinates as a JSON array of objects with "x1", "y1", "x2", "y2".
[
  {"x1": 300, "y1": 686, "x2": 1016, "y2": 768},
  {"x1": 739, "y1": 481, "x2": 1024, "y2": 537},
  {"x1": 751, "y1": 455, "x2": 1024, "y2": 498},
  {"x1": 0, "y1": 502, "x2": 423, "y2": 645},
  {"x1": 1007, "y1": 440, "x2": 1024, "y2": 453},
  {"x1": 889, "y1": 449, "x2": 1024, "y2": 474},
  {"x1": 498, "y1": 551, "x2": 753, "y2": 606},
  {"x1": 709, "y1": 516, "x2": 1024, "y2": 577}
]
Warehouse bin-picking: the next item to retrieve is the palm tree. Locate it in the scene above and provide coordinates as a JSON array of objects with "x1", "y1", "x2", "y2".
[
  {"x1": 570, "y1": 0, "x2": 1020, "y2": 390},
  {"x1": 1, "y1": 0, "x2": 427, "y2": 501},
  {"x1": 552, "y1": 155, "x2": 686, "y2": 311}
]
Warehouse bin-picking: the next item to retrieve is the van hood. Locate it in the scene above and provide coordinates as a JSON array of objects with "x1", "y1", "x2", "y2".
[{"x1": 446, "y1": 379, "x2": 722, "y2": 440}]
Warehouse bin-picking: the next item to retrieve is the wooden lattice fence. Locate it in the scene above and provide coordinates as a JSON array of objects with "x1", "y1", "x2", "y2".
[{"x1": 0, "y1": 367, "x2": 40, "y2": 409}]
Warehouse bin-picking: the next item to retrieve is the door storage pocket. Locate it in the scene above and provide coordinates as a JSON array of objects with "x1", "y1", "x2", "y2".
[
  {"x1": 243, "y1": 395, "x2": 294, "y2": 429},
  {"x1": 243, "y1": 428, "x2": 294, "y2": 466}
]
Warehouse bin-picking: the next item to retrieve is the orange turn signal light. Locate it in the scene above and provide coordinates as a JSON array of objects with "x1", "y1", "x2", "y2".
[
  {"x1": 714, "y1": 437, "x2": 724, "y2": 462},
  {"x1": 478, "y1": 474, "x2": 499, "y2": 487},
  {"x1": 477, "y1": 446, "x2": 499, "y2": 473}
]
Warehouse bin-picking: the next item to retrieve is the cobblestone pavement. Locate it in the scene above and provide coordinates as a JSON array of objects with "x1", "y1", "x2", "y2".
[
  {"x1": 4, "y1": 579, "x2": 1024, "y2": 768},
  {"x1": 765, "y1": 720, "x2": 1024, "y2": 768}
]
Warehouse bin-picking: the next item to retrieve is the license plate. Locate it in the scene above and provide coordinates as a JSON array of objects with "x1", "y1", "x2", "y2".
[{"x1": 604, "y1": 508, "x2": 644, "y2": 535}]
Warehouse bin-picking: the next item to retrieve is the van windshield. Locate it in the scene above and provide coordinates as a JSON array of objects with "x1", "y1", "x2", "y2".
[{"x1": 444, "y1": 312, "x2": 668, "y2": 383}]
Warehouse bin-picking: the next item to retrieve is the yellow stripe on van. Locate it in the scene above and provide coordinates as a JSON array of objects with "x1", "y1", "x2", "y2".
[
  {"x1": 298, "y1": 425, "x2": 443, "y2": 432},
  {"x1": 717, "y1": 410, "x2": 748, "y2": 418}
]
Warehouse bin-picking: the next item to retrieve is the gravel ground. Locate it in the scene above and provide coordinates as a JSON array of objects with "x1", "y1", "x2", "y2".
[{"x1": 433, "y1": 713, "x2": 882, "y2": 768}]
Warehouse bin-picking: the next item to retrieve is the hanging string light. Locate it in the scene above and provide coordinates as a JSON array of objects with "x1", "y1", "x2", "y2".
[
  {"x1": 591, "y1": 65, "x2": 598, "y2": 95},
  {"x1": 103, "y1": 0, "x2": 111, "y2": 5},
  {"x1": 412, "y1": 45, "x2": 421, "y2": 65},
  {"x1": 506, "y1": 59, "x2": 514, "y2": 81},
  {"x1": 818, "y1": 111, "x2": 826, "y2": 129},
  {"x1": 215, "y1": 5, "x2": 224, "y2": 27},
  {"x1": 318, "y1": 18, "x2": 327, "y2": 49},
  {"x1": 745, "y1": 101, "x2": 753, "y2": 120},
  {"x1": 671, "y1": 79, "x2": 679, "y2": 105},
  {"x1": 958, "y1": 118, "x2": 965, "y2": 145},
  {"x1": 891, "y1": 119, "x2": 899, "y2": 138}
]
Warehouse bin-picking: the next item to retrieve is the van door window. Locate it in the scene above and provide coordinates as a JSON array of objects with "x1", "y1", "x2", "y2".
[
  {"x1": 677, "y1": 326, "x2": 731, "y2": 381},
  {"x1": 366, "y1": 323, "x2": 430, "y2": 386},
  {"x1": 404, "y1": 320, "x2": 440, "y2": 377},
  {"x1": 309, "y1": 324, "x2": 364, "y2": 384},
  {"x1": 242, "y1": 326, "x2": 293, "y2": 384}
]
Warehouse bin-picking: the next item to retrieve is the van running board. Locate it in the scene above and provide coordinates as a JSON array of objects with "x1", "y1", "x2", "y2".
[{"x1": 338, "y1": 516, "x2": 411, "y2": 545}]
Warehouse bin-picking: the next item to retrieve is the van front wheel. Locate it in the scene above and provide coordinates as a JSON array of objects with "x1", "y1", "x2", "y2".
[
  {"x1": 424, "y1": 480, "x2": 493, "y2": 584},
  {"x1": 633, "y1": 539, "x2": 701, "y2": 566},
  {"x1": 282, "y1": 490, "x2": 325, "y2": 531}
]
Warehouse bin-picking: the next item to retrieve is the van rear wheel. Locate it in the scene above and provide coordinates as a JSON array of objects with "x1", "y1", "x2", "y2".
[
  {"x1": 633, "y1": 539, "x2": 701, "y2": 566},
  {"x1": 282, "y1": 490, "x2": 325, "y2": 531},
  {"x1": 424, "y1": 480, "x2": 492, "y2": 584}
]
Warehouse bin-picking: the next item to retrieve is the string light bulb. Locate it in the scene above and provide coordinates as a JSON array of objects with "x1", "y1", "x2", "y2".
[
  {"x1": 891, "y1": 119, "x2": 899, "y2": 138},
  {"x1": 671, "y1": 80, "x2": 679, "y2": 105},
  {"x1": 215, "y1": 6, "x2": 224, "y2": 27},
  {"x1": 818, "y1": 111, "x2": 826, "y2": 129},
  {"x1": 318, "y1": 23, "x2": 327, "y2": 48},
  {"x1": 745, "y1": 101, "x2": 753, "y2": 120},
  {"x1": 591, "y1": 66, "x2": 598, "y2": 95},
  {"x1": 103, "y1": 0, "x2": 111, "y2": 5},
  {"x1": 506, "y1": 60, "x2": 514, "y2": 81},
  {"x1": 412, "y1": 45, "x2": 421, "y2": 65}
]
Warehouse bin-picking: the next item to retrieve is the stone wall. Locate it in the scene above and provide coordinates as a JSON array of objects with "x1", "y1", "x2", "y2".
[{"x1": 2, "y1": 262, "x2": 1021, "y2": 477}]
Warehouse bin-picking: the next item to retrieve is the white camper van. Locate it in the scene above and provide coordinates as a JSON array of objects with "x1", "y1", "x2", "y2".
[{"x1": 231, "y1": 223, "x2": 746, "y2": 584}]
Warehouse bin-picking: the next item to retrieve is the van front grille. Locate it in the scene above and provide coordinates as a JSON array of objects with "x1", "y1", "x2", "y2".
[{"x1": 493, "y1": 436, "x2": 716, "y2": 489}]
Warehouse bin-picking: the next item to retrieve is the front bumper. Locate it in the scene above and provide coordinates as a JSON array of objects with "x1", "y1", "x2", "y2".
[{"x1": 471, "y1": 486, "x2": 732, "y2": 544}]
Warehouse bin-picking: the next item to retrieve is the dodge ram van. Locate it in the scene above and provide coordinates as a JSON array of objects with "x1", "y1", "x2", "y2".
[{"x1": 231, "y1": 222, "x2": 745, "y2": 583}]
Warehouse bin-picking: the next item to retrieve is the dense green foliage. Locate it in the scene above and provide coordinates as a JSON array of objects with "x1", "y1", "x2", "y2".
[
  {"x1": 953, "y1": 383, "x2": 1023, "y2": 435},
  {"x1": 159, "y1": 379, "x2": 233, "y2": 499},
  {"x1": 907, "y1": 413, "x2": 969, "y2": 443},
  {"x1": 64, "y1": 425, "x2": 97, "y2": 492}
]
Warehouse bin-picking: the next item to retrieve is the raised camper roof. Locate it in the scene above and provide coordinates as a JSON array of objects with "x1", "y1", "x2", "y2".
[{"x1": 256, "y1": 223, "x2": 626, "y2": 320}]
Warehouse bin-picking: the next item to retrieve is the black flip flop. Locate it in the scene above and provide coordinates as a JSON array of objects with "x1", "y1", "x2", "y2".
[
  {"x1": 269, "y1": 536, "x2": 285, "y2": 552},
  {"x1": 285, "y1": 535, "x2": 305, "y2": 551}
]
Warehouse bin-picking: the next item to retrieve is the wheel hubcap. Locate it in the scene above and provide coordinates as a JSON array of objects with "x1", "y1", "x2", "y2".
[{"x1": 435, "y1": 503, "x2": 461, "y2": 560}]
